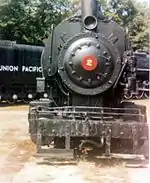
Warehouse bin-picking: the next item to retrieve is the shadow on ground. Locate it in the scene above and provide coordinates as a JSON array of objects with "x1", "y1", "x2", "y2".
[
  {"x1": 0, "y1": 101, "x2": 28, "y2": 108},
  {"x1": 35, "y1": 153, "x2": 149, "y2": 168}
]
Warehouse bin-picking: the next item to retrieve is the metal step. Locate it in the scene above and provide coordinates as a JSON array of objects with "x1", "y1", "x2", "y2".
[{"x1": 34, "y1": 148, "x2": 74, "y2": 160}]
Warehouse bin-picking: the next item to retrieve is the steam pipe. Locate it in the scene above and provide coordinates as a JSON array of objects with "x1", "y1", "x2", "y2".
[{"x1": 81, "y1": 0, "x2": 98, "y2": 30}]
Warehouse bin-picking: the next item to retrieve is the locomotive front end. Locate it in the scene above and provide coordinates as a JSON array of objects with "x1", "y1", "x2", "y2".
[{"x1": 28, "y1": 0, "x2": 149, "y2": 160}]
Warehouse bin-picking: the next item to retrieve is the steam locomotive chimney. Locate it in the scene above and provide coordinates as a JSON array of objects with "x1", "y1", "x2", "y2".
[{"x1": 81, "y1": 0, "x2": 98, "y2": 30}]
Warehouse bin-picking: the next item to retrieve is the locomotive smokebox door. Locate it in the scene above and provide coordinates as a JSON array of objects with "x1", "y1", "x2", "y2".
[{"x1": 36, "y1": 77, "x2": 45, "y2": 93}]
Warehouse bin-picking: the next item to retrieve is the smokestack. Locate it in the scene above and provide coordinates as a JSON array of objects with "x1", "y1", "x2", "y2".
[{"x1": 81, "y1": 0, "x2": 98, "y2": 30}]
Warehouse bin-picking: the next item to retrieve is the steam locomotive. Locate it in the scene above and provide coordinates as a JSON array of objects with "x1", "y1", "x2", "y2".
[
  {"x1": 0, "y1": 39, "x2": 148, "y2": 104},
  {"x1": 30, "y1": 0, "x2": 148, "y2": 159},
  {"x1": 0, "y1": 41, "x2": 48, "y2": 104}
]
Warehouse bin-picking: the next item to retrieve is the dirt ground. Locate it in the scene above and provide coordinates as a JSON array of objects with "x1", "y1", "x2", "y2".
[{"x1": 0, "y1": 100, "x2": 149, "y2": 183}]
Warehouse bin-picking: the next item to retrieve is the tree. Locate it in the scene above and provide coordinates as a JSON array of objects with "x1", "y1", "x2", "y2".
[
  {"x1": 102, "y1": 0, "x2": 148, "y2": 51},
  {"x1": 0, "y1": 0, "x2": 148, "y2": 51},
  {"x1": 0, "y1": 0, "x2": 72, "y2": 45},
  {"x1": 128, "y1": 13, "x2": 149, "y2": 51}
]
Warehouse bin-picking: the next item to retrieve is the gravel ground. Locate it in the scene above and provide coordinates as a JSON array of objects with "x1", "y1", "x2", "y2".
[{"x1": 0, "y1": 100, "x2": 149, "y2": 183}]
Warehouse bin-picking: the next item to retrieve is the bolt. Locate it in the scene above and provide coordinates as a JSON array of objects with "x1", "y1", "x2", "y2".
[
  {"x1": 71, "y1": 52, "x2": 75, "y2": 57},
  {"x1": 103, "y1": 51, "x2": 107, "y2": 55},
  {"x1": 96, "y1": 44, "x2": 100, "y2": 49},
  {"x1": 64, "y1": 44, "x2": 68, "y2": 49},
  {"x1": 87, "y1": 42, "x2": 91, "y2": 47},
  {"x1": 52, "y1": 129, "x2": 55, "y2": 133},
  {"x1": 88, "y1": 78, "x2": 92, "y2": 83},
  {"x1": 107, "y1": 56, "x2": 111, "y2": 61},
  {"x1": 104, "y1": 73, "x2": 108, "y2": 77},
  {"x1": 97, "y1": 75, "x2": 101, "y2": 80},
  {"x1": 60, "y1": 67, "x2": 64, "y2": 70},
  {"x1": 79, "y1": 77, "x2": 83, "y2": 81},
  {"x1": 106, "y1": 62, "x2": 111, "y2": 66},
  {"x1": 69, "y1": 62, "x2": 73, "y2": 66},
  {"x1": 72, "y1": 70, "x2": 76, "y2": 74},
  {"x1": 120, "y1": 132, "x2": 124, "y2": 135},
  {"x1": 109, "y1": 80, "x2": 112, "y2": 84},
  {"x1": 127, "y1": 52, "x2": 131, "y2": 56}
]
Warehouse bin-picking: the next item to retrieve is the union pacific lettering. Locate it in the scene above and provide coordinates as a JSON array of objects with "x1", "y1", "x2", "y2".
[
  {"x1": 22, "y1": 66, "x2": 42, "y2": 72},
  {"x1": 0, "y1": 65, "x2": 42, "y2": 72},
  {"x1": 0, "y1": 65, "x2": 19, "y2": 72}
]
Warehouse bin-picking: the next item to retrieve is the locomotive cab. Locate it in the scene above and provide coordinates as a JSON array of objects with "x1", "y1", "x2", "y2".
[{"x1": 28, "y1": 0, "x2": 149, "y2": 160}]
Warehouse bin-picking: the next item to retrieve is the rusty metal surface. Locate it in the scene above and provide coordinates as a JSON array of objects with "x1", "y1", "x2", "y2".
[
  {"x1": 28, "y1": 101, "x2": 149, "y2": 158},
  {"x1": 30, "y1": 105, "x2": 148, "y2": 139},
  {"x1": 36, "y1": 117, "x2": 148, "y2": 139}
]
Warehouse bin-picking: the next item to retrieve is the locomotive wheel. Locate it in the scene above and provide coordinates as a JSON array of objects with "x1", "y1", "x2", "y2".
[
  {"x1": 22, "y1": 97, "x2": 32, "y2": 104},
  {"x1": 144, "y1": 92, "x2": 149, "y2": 99},
  {"x1": 135, "y1": 91, "x2": 144, "y2": 99},
  {"x1": 22, "y1": 99, "x2": 30, "y2": 104},
  {"x1": 124, "y1": 93, "x2": 133, "y2": 100},
  {"x1": 6, "y1": 93, "x2": 16, "y2": 104},
  {"x1": 7, "y1": 99, "x2": 16, "y2": 104}
]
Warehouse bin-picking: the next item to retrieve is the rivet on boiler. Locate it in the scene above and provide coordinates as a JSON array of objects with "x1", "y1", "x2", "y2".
[
  {"x1": 72, "y1": 70, "x2": 76, "y2": 74},
  {"x1": 96, "y1": 44, "x2": 100, "y2": 49},
  {"x1": 103, "y1": 51, "x2": 107, "y2": 55},
  {"x1": 88, "y1": 78, "x2": 92, "y2": 83},
  {"x1": 69, "y1": 62, "x2": 73, "y2": 66},
  {"x1": 79, "y1": 77, "x2": 83, "y2": 81},
  {"x1": 97, "y1": 75, "x2": 100, "y2": 80}
]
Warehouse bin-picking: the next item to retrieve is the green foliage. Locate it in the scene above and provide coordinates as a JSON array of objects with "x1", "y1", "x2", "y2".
[
  {"x1": 102, "y1": 0, "x2": 148, "y2": 51},
  {"x1": 107, "y1": 0, "x2": 137, "y2": 26},
  {"x1": 0, "y1": 0, "x2": 148, "y2": 51},
  {"x1": 128, "y1": 13, "x2": 149, "y2": 51},
  {"x1": 0, "y1": 0, "x2": 72, "y2": 45}
]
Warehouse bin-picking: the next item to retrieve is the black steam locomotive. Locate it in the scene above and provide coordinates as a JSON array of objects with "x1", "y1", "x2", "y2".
[
  {"x1": 28, "y1": 0, "x2": 148, "y2": 159},
  {"x1": 124, "y1": 52, "x2": 149, "y2": 99},
  {"x1": 0, "y1": 40, "x2": 48, "y2": 104},
  {"x1": 0, "y1": 40, "x2": 148, "y2": 104}
]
